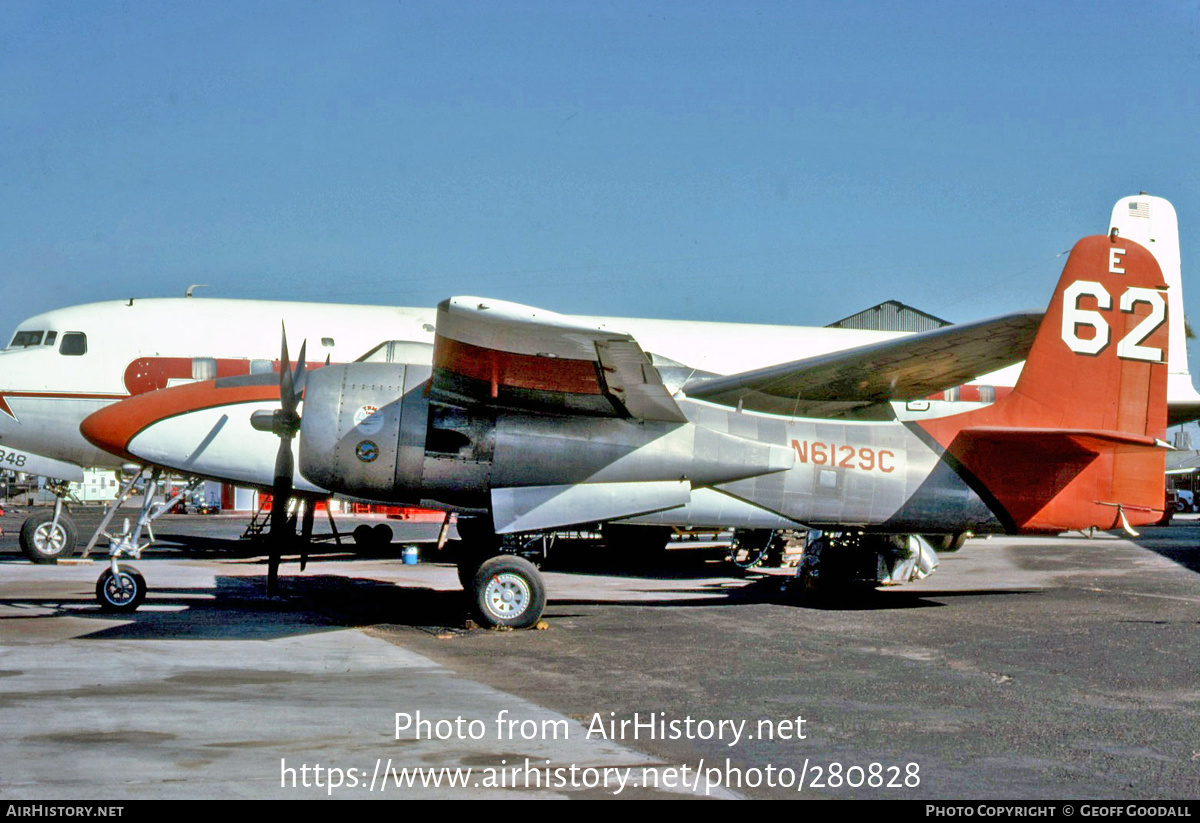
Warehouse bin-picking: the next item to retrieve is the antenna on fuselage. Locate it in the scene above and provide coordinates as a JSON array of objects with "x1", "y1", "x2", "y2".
[{"x1": 185, "y1": 284, "x2": 209, "y2": 298}]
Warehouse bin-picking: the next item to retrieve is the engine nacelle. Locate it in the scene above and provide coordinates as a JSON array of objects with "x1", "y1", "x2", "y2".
[
  {"x1": 299, "y1": 363, "x2": 433, "y2": 501},
  {"x1": 299, "y1": 362, "x2": 794, "y2": 514}
]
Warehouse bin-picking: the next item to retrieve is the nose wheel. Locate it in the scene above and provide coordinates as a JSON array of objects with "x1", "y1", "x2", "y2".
[{"x1": 96, "y1": 565, "x2": 147, "y2": 612}]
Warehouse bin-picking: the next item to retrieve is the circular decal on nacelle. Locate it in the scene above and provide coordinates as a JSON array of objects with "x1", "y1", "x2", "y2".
[
  {"x1": 355, "y1": 440, "x2": 379, "y2": 463},
  {"x1": 353, "y1": 404, "x2": 384, "y2": 435}
]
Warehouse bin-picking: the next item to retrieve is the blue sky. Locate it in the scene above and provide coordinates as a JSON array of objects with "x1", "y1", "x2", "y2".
[{"x1": 3, "y1": 1, "x2": 1198, "y2": 336}]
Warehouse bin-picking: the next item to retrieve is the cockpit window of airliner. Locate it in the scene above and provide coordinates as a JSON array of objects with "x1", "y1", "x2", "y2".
[
  {"x1": 44, "y1": 332, "x2": 57, "y2": 346},
  {"x1": 60, "y1": 332, "x2": 87, "y2": 356},
  {"x1": 9, "y1": 331, "x2": 44, "y2": 348}
]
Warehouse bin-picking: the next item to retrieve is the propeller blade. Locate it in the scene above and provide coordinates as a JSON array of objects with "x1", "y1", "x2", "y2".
[
  {"x1": 293, "y1": 339, "x2": 307, "y2": 395},
  {"x1": 267, "y1": 429, "x2": 294, "y2": 595},
  {"x1": 261, "y1": 322, "x2": 306, "y2": 595},
  {"x1": 280, "y1": 326, "x2": 296, "y2": 417}
]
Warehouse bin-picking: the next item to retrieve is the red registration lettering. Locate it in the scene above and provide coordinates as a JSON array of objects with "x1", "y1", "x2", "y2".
[{"x1": 790, "y1": 439, "x2": 897, "y2": 474}]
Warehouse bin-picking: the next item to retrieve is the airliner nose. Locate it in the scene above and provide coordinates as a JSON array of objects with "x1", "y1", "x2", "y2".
[
  {"x1": 80, "y1": 377, "x2": 283, "y2": 464},
  {"x1": 80, "y1": 380, "x2": 227, "y2": 462},
  {"x1": 80, "y1": 398, "x2": 143, "y2": 462}
]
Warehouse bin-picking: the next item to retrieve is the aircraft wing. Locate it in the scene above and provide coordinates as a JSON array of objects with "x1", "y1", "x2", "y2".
[
  {"x1": 431, "y1": 296, "x2": 688, "y2": 423},
  {"x1": 683, "y1": 311, "x2": 1043, "y2": 418}
]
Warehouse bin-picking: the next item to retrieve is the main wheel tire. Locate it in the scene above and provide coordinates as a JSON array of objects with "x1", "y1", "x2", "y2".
[
  {"x1": 471, "y1": 555, "x2": 545, "y2": 629},
  {"x1": 928, "y1": 532, "x2": 969, "y2": 552},
  {"x1": 96, "y1": 566, "x2": 147, "y2": 612},
  {"x1": 19, "y1": 511, "x2": 78, "y2": 564}
]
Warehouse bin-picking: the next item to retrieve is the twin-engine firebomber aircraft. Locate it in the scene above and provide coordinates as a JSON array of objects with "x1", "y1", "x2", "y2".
[
  {"x1": 2, "y1": 193, "x2": 1191, "y2": 576},
  {"x1": 80, "y1": 232, "x2": 1170, "y2": 628}
]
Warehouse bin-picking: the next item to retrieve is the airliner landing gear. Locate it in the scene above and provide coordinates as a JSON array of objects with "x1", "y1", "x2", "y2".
[
  {"x1": 19, "y1": 483, "x2": 78, "y2": 563},
  {"x1": 19, "y1": 505, "x2": 78, "y2": 563},
  {"x1": 96, "y1": 565, "x2": 146, "y2": 612},
  {"x1": 83, "y1": 468, "x2": 203, "y2": 612},
  {"x1": 93, "y1": 517, "x2": 152, "y2": 612}
]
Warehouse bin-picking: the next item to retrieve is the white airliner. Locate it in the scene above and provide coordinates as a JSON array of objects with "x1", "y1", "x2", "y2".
[{"x1": 0, "y1": 195, "x2": 1195, "y2": 564}]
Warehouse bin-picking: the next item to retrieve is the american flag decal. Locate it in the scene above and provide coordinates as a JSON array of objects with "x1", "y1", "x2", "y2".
[{"x1": 1128, "y1": 200, "x2": 1150, "y2": 218}]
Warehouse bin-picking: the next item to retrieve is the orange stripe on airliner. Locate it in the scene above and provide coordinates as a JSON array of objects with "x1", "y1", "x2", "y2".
[{"x1": 80, "y1": 380, "x2": 280, "y2": 462}]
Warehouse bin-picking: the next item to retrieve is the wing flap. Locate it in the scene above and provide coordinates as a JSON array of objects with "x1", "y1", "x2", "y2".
[{"x1": 432, "y1": 297, "x2": 687, "y2": 422}]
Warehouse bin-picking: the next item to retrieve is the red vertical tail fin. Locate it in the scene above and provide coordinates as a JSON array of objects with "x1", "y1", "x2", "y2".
[{"x1": 919, "y1": 234, "x2": 1169, "y2": 532}]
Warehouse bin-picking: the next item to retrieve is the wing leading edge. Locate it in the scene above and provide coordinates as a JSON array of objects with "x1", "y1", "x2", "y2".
[
  {"x1": 683, "y1": 311, "x2": 1043, "y2": 418},
  {"x1": 433, "y1": 298, "x2": 1041, "y2": 421}
]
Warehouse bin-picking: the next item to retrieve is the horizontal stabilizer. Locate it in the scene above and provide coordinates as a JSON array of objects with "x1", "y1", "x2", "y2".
[
  {"x1": 433, "y1": 297, "x2": 687, "y2": 422},
  {"x1": 957, "y1": 426, "x2": 1168, "y2": 454},
  {"x1": 942, "y1": 426, "x2": 1167, "y2": 532},
  {"x1": 684, "y1": 311, "x2": 1042, "y2": 417},
  {"x1": 491, "y1": 480, "x2": 690, "y2": 534}
]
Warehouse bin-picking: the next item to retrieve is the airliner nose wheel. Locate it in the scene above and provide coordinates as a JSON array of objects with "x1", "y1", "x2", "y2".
[
  {"x1": 19, "y1": 511, "x2": 79, "y2": 564},
  {"x1": 470, "y1": 555, "x2": 545, "y2": 629},
  {"x1": 96, "y1": 566, "x2": 147, "y2": 612}
]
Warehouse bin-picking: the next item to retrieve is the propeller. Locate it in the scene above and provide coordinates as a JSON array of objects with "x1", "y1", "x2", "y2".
[{"x1": 250, "y1": 324, "x2": 306, "y2": 595}]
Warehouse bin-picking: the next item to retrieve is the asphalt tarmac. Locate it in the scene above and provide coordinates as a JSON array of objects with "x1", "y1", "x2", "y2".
[{"x1": 0, "y1": 506, "x2": 1197, "y2": 800}]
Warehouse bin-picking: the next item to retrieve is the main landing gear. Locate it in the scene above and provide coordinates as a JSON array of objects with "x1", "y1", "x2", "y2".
[
  {"x1": 19, "y1": 482, "x2": 79, "y2": 564},
  {"x1": 791, "y1": 530, "x2": 941, "y2": 595},
  {"x1": 454, "y1": 517, "x2": 546, "y2": 629}
]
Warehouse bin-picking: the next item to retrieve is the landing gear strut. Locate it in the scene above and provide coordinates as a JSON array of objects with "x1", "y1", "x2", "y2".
[
  {"x1": 19, "y1": 482, "x2": 79, "y2": 563},
  {"x1": 82, "y1": 468, "x2": 203, "y2": 612}
]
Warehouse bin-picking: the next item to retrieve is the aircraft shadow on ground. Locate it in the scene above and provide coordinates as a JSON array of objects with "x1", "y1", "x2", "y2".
[
  {"x1": 1126, "y1": 522, "x2": 1200, "y2": 574},
  {"x1": 0, "y1": 561, "x2": 1041, "y2": 644},
  {"x1": 0, "y1": 527, "x2": 1044, "y2": 638}
]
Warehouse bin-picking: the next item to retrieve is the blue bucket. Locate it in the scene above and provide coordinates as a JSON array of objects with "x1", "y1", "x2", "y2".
[{"x1": 402, "y1": 545, "x2": 419, "y2": 565}]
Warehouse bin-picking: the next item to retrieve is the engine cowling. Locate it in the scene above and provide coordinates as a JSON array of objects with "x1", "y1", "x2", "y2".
[
  {"x1": 299, "y1": 363, "x2": 434, "y2": 502},
  {"x1": 299, "y1": 362, "x2": 794, "y2": 517}
]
